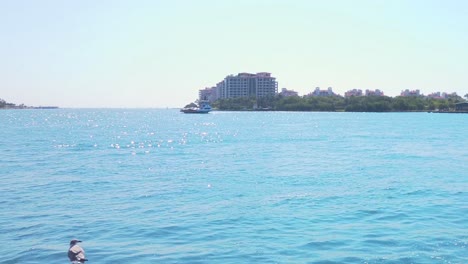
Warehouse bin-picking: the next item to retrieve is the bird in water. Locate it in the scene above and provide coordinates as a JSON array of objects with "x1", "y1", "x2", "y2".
[{"x1": 68, "y1": 239, "x2": 88, "y2": 263}]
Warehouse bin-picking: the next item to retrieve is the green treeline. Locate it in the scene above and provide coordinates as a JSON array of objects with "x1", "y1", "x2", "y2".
[
  {"x1": 0, "y1": 98, "x2": 28, "y2": 109},
  {"x1": 212, "y1": 94, "x2": 465, "y2": 112},
  {"x1": 0, "y1": 98, "x2": 7, "y2": 108}
]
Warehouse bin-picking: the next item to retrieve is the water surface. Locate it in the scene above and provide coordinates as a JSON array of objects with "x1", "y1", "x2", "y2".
[{"x1": 0, "y1": 109, "x2": 466, "y2": 263}]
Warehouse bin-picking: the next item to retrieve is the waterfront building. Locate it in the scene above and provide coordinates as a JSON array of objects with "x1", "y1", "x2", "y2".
[
  {"x1": 308, "y1": 87, "x2": 336, "y2": 97},
  {"x1": 199, "y1": 72, "x2": 277, "y2": 101},
  {"x1": 400, "y1": 89, "x2": 421, "y2": 97},
  {"x1": 215, "y1": 81, "x2": 225, "y2": 100},
  {"x1": 345, "y1": 89, "x2": 363, "y2": 97},
  {"x1": 279, "y1": 88, "x2": 298, "y2": 97},
  {"x1": 365, "y1": 89, "x2": 384, "y2": 96},
  {"x1": 199, "y1": 87, "x2": 217, "y2": 103},
  {"x1": 224, "y1": 72, "x2": 277, "y2": 98}
]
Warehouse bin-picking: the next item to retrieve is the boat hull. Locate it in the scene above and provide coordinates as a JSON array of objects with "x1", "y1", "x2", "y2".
[
  {"x1": 180, "y1": 109, "x2": 211, "y2": 114},
  {"x1": 180, "y1": 110, "x2": 210, "y2": 114}
]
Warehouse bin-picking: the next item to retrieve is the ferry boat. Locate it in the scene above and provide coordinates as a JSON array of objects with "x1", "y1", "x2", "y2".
[{"x1": 180, "y1": 101, "x2": 212, "y2": 114}]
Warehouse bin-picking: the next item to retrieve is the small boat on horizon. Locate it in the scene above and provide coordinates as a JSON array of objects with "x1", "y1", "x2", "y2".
[{"x1": 180, "y1": 101, "x2": 212, "y2": 114}]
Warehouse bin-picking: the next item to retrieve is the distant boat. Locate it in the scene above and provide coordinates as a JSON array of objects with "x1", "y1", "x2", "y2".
[{"x1": 180, "y1": 101, "x2": 212, "y2": 114}]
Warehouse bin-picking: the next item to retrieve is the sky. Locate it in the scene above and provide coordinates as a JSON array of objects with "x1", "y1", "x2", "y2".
[{"x1": 1, "y1": 0, "x2": 467, "y2": 108}]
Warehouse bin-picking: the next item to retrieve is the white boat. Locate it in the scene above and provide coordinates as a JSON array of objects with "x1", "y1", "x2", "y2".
[{"x1": 180, "y1": 102, "x2": 212, "y2": 114}]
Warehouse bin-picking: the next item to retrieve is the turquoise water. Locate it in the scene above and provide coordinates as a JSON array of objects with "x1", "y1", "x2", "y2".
[{"x1": 0, "y1": 109, "x2": 466, "y2": 263}]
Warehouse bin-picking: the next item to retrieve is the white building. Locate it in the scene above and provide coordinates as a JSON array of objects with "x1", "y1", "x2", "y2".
[
  {"x1": 223, "y1": 72, "x2": 277, "y2": 98},
  {"x1": 202, "y1": 72, "x2": 278, "y2": 101},
  {"x1": 199, "y1": 87, "x2": 217, "y2": 102},
  {"x1": 308, "y1": 87, "x2": 336, "y2": 97},
  {"x1": 215, "y1": 81, "x2": 225, "y2": 100}
]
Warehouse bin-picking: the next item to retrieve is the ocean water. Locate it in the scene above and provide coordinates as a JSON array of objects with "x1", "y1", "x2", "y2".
[{"x1": 0, "y1": 109, "x2": 466, "y2": 264}]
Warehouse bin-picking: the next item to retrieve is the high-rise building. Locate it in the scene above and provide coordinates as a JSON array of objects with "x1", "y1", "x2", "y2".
[
  {"x1": 199, "y1": 87, "x2": 217, "y2": 102},
  {"x1": 200, "y1": 72, "x2": 277, "y2": 101},
  {"x1": 215, "y1": 81, "x2": 225, "y2": 100},
  {"x1": 221, "y1": 72, "x2": 278, "y2": 99}
]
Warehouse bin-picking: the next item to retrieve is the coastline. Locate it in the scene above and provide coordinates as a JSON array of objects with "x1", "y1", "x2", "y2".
[
  {"x1": 0, "y1": 106, "x2": 59, "y2": 110},
  {"x1": 211, "y1": 109, "x2": 467, "y2": 113}
]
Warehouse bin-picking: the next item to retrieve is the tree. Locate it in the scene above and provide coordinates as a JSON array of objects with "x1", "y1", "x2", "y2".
[{"x1": 184, "y1": 102, "x2": 197, "y2": 108}]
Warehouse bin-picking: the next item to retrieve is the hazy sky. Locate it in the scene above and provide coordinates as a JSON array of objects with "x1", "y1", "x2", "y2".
[{"x1": 1, "y1": 0, "x2": 467, "y2": 108}]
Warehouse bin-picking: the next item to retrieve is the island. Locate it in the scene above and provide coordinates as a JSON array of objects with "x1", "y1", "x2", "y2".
[
  {"x1": 211, "y1": 94, "x2": 468, "y2": 113},
  {"x1": 197, "y1": 72, "x2": 468, "y2": 113}
]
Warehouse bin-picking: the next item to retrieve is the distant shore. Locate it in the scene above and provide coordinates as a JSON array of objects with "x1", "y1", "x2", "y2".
[
  {"x1": 213, "y1": 109, "x2": 467, "y2": 114},
  {"x1": 0, "y1": 98, "x2": 58, "y2": 109},
  {"x1": 0, "y1": 105, "x2": 59, "y2": 110},
  {"x1": 211, "y1": 95, "x2": 468, "y2": 113}
]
